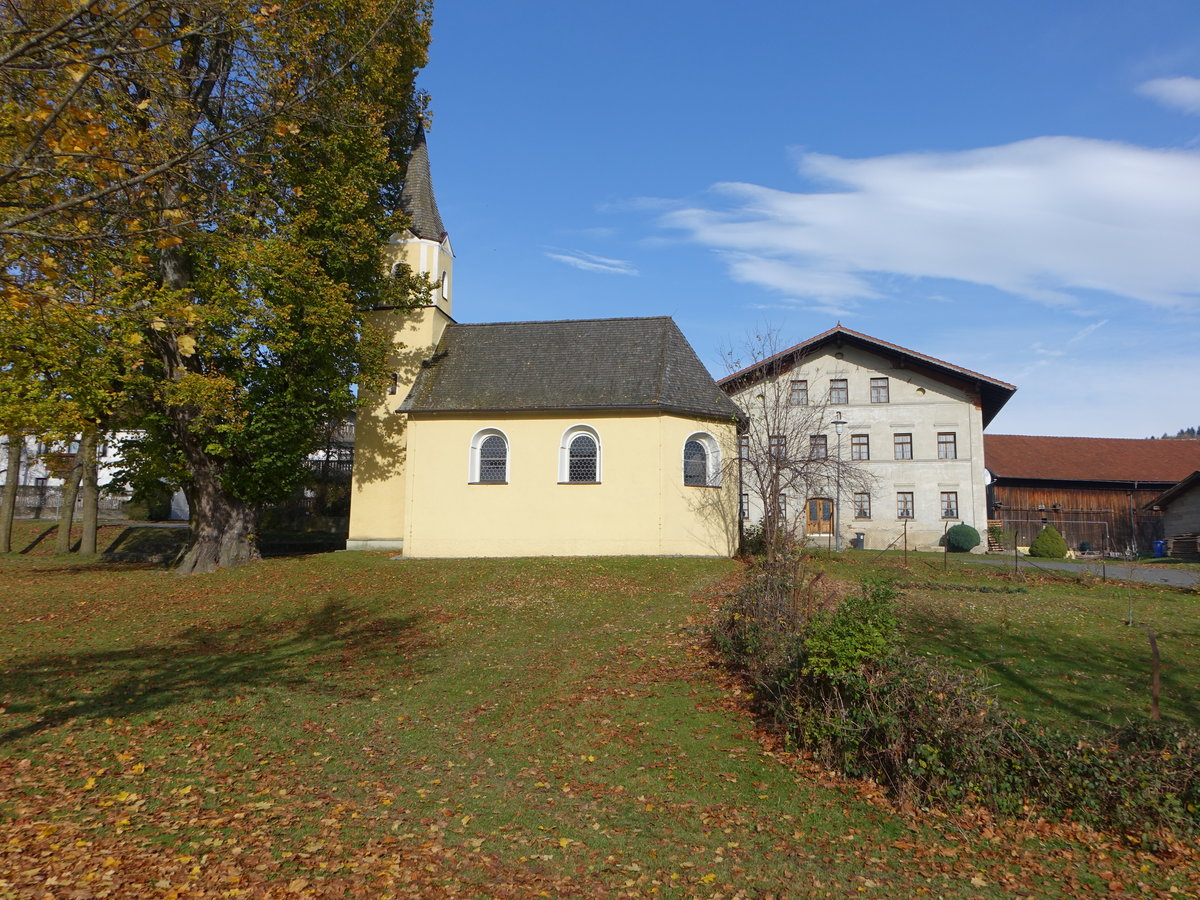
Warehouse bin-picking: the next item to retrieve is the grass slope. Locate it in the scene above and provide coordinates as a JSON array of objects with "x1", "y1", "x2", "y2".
[{"x1": 1, "y1": 549, "x2": 1197, "y2": 897}]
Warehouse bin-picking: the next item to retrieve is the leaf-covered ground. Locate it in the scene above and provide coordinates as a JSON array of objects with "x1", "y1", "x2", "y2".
[{"x1": 1, "y1": 547, "x2": 1197, "y2": 897}]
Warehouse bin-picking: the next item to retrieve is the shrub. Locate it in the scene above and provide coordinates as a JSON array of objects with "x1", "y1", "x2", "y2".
[
  {"x1": 803, "y1": 577, "x2": 898, "y2": 677},
  {"x1": 711, "y1": 567, "x2": 1200, "y2": 836},
  {"x1": 739, "y1": 521, "x2": 766, "y2": 557},
  {"x1": 1029, "y1": 525, "x2": 1068, "y2": 558},
  {"x1": 945, "y1": 524, "x2": 981, "y2": 552}
]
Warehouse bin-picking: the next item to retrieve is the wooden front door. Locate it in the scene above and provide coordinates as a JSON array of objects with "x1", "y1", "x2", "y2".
[{"x1": 807, "y1": 498, "x2": 833, "y2": 535}]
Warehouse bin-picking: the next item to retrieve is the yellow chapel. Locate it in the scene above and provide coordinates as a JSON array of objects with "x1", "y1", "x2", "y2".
[{"x1": 346, "y1": 127, "x2": 742, "y2": 558}]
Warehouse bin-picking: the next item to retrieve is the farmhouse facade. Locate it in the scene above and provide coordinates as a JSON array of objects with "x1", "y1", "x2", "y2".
[{"x1": 720, "y1": 327, "x2": 1016, "y2": 553}]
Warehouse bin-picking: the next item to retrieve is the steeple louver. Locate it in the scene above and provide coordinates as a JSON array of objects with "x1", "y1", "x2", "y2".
[{"x1": 399, "y1": 123, "x2": 446, "y2": 241}]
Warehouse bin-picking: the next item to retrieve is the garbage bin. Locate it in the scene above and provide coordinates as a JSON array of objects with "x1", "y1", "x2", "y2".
[
  {"x1": 853, "y1": 532, "x2": 865, "y2": 550},
  {"x1": 1152, "y1": 540, "x2": 1167, "y2": 558}
]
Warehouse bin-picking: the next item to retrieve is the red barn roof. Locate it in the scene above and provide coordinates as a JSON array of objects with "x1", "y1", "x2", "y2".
[{"x1": 985, "y1": 435, "x2": 1200, "y2": 484}]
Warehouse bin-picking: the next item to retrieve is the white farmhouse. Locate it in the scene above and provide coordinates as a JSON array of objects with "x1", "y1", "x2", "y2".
[{"x1": 720, "y1": 325, "x2": 1016, "y2": 552}]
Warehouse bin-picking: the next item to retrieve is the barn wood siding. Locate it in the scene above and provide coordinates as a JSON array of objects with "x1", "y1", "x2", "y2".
[{"x1": 990, "y1": 480, "x2": 1167, "y2": 554}]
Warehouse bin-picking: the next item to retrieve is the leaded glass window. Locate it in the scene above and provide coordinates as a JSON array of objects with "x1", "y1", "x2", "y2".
[
  {"x1": 478, "y1": 435, "x2": 507, "y2": 483},
  {"x1": 569, "y1": 434, "x2": 597, "y2": 482},
  {"x1": 684, "y1": 439, "x2": 708, "y2": 486}
]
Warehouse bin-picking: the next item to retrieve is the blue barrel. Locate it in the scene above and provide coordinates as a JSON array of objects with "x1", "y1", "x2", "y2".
[{"x1": 1152, "y1": 540, "x2": 1167, "y2": 558}]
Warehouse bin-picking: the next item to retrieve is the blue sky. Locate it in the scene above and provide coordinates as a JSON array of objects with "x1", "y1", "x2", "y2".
[{"x1": 418, "y1": 1, "x2": 1200, "y2": 438}]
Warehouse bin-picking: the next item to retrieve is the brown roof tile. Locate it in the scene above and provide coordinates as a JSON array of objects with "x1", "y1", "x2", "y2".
[{"x1": 985, "y1": 435, "x2": 1200, "y2": 483}]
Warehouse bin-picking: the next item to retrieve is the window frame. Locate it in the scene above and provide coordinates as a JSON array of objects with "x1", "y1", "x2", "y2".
[
  {"x1": 739, "y1": 492, "x2": 750, "y2": 520},
  {"x1": 853, "y1": 492, "x2": 871, "y2": 519},
  {"x1": 809, "y1": 434, "x2": 828, "y2": 460},
  {"x1": 896, "y1": 491, "x2": 915, "y2": 518},
  {"x1": 559, "y1": 425, "x2": 602, "y2": 484},
  {"x1": 850, "y1": 433, "x2": 869, "y2": 461},
  {"x1": 468, "y1": 428, "x2": 510, "y2": 484},
  {"x1": 941, "y1": 491, "x2": 959, "y2": 519},
  {"x1": 788, "y1": 380, "x2": 809, "y2": 407},
  {"x1": 938, "y1": 432, "x2": 958, "y2": 459},
  {"x1": 870, "y1": 377, "x2": 889, "y2": 404},
  {"x1": 829, "y1": 378, "x2": 848, "y2": 405},
  {"x1": 683, "y1": 432, "x2": 721, "y2": 487},
  {"x1": 894, "y1": 433, "x2": 913, "y2": 460},
  {"x1": 768, "y1": 433, "x2": 787, "y2": 460}
]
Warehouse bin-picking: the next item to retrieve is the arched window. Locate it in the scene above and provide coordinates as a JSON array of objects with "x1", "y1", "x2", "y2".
[
  {"x1": 469, "y1": 428, "x2": 509, "y2": 483},
  {"x1": 683, "y1": 432, "x2": 721, "y2": 487},
  {"x1": 559, "y1": 426, "x2": 601, "y2": 483}
]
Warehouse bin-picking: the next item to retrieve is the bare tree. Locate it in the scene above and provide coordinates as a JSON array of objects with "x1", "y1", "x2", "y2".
[{"x1": 722, "y1": 326, "x2": 873, "y2": 561}]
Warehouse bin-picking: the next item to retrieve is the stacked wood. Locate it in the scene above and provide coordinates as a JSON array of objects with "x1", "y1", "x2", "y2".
[{"x1": 1167, "y1": 533, "x2": 1200, "y2": 560}]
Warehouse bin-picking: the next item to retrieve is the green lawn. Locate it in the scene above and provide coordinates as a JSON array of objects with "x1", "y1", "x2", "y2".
[
  {"x1": 1, "y1": 542, "x2": 1198, "y2": 896},
  {"x1": 815, "y1": 551, "x2": 1200, "y2": 734}
]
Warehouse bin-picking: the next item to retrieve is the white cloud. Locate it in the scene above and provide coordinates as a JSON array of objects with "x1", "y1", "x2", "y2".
[
  {"x1": 1137, "y1": 76, "x2": 1200, "y2": 115},
  {"x1": 543, "y1": 249, "x2": 638, "y2": 276},
  {"x1": 661, "y1": 137, "x2": 1200, "y2": 311}
]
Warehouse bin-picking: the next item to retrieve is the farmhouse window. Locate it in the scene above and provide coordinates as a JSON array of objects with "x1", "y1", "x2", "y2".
[
  {"x1": 938, "y1": 432, "x2": 957, "y2": 459},
  {"x1": 789, "y1": 380, "x2": 808, "y2": 406},
  {"x1": 829, "y1": 378, "x2": 848, "y2": 405},
  {"x1": 870, "y1": 377, "x2": 889, "y2": 403},
  {"x1": 894, "y1": 433, "x2": 913, "y2": 460},
  {"x1": 854, "y1": 492, "x2": 871, "y2": 518},
  {"x1": 851, "y1": 434, "x2": 869, "y2": 460},
  {"x1": 897, "y1": 492, "x2": 914, "y2": 518},
  {"x1": 941, "y1": 491, "x2": 959, "y2": 518},
  {"x1": 810, "y1": 435, "x2": 828, "y2": 459}
]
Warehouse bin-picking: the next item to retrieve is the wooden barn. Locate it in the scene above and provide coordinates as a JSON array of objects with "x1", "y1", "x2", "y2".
[
  {"x1": 984, "y1": 436, "x2": 1200, "y2": 554},
  {"x1": 1148, "y1": 470, "x2": 1200, "y2": 560}
]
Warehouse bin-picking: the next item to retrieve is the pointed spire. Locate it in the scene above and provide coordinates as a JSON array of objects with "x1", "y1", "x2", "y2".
[{"x1": 399, "y1": 121, "x2": 446, "y2": 241}]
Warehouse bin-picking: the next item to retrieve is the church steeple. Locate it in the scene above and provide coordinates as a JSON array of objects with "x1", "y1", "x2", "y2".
[
  {"x1": 400, "y1": 123, "x2": 446, "y2": 241},
  {"x1": 388, "y1": 120, "x2": 453, "y2": 317}
]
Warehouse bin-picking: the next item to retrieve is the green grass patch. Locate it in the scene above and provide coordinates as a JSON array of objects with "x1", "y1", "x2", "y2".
[
  {"x1": 816, "y1": 552, "x2": 1200, "y2": 733},
  {"x1": 1, "y1": 551, "x2": 1197, "y2": 895}
]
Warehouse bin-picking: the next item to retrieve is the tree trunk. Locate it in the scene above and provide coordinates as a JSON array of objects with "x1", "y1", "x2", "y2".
[
  {"x1": 78, "y1": 428, "x2": 99, "y2": 555},
  {"x1": 176, "y1": 465, "x2": 260, "y2": 575},
  {"x1": 0, "y1": 435, "x2": 21, "y2": 553},
  {"x1": 54, "y1": 446, "x2": 84, "y2": 554}
]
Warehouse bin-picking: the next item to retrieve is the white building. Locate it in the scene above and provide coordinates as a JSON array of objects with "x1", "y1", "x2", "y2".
[{"x1": 720, "y1": 325, "x2": 1016, "y2": 552}]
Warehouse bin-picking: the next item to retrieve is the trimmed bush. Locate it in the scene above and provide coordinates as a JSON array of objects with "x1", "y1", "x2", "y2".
[
  {"x1": 1029, "y1": 525, "x2": 1068, "y2": 558},
  {"x1": 945, "y1": 523, "x2": 981, "y2": 552}
]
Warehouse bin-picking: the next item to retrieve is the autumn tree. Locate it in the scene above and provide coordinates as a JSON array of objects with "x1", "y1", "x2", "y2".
[
  {"x1": 2, "y1": 1, "x2": 434, "y2": 573},
  {"x1": 722, "y1": 328, "x2": 873, "y2": 562}
]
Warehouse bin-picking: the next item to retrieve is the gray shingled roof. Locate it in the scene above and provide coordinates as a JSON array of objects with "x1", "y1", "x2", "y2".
[
  {"x1": 399, "y1": 125, "x2": 446, "y2": 241},
  {"x1": 401, "y1": 317, "x2": 743, "y2": 421}
]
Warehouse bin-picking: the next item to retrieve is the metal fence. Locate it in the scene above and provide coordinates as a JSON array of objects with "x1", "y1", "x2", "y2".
[{"x1": 11, "y1": 485, "x2": 128, "y2": 521}]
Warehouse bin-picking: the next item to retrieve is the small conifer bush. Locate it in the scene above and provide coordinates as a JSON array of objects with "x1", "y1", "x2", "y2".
[
  {"x1": 1028, "y1": 525, "x2": 1068, "y2": 558},
  {"x1": 945, "y1": 524, "x2": 980, "y2": 552}
]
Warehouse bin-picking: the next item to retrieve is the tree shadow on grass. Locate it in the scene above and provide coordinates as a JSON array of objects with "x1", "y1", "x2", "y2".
[
  {"x1": 0, "y1": 599, "x2": 432, "y2": 746},
  {"x1": 903, "y1": 608, "x2": 1200, "y2": 731},
  {"x1": 18, "y1": 526, "x2": 58, "y2": 554}
]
